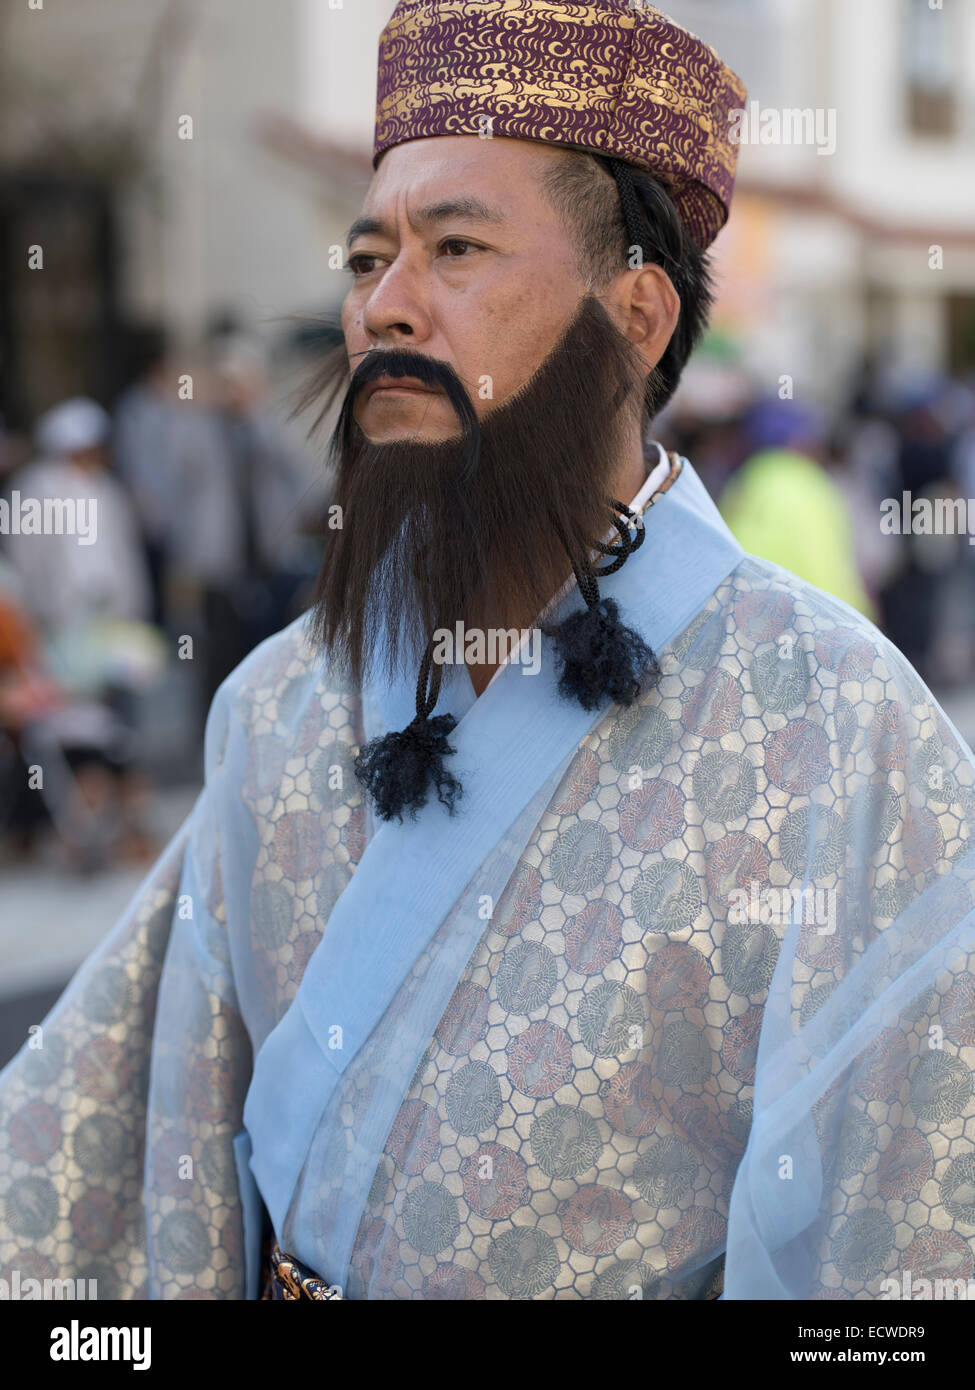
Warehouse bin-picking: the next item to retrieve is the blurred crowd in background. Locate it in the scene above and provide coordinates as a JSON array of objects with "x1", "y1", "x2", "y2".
[
  {"x1": 667, "y1": 360, "x2": 975, "y2": 686},
  {"x1": 0, "y1": 326, "x2": 331, "y2": 873},
  {"x1": 3, "y1": 346, "x2": 975, "y2": 874}
]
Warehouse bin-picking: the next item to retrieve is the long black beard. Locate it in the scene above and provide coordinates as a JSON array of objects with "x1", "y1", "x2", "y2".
[{"x1": 306, "y1": 293, "x2": 660, "y2": 689}]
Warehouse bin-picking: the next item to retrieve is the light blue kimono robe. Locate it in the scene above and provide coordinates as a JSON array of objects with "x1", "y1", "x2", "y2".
[{"x1": 2, "y1": 457, "x2": 974, "y2": 1300}]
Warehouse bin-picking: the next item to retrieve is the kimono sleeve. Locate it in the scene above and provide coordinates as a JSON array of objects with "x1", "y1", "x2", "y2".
[
  {"x1": 0, "y1": 676, "x2": 256, "y2": 1300},
  {"x1": 724, "y1": 622, "x2": 975, "y2": 1299}
]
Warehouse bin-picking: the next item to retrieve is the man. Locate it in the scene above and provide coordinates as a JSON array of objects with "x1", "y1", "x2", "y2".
[{"x1": 2, "y1": 0, "x2": 974, "y2": 1302}]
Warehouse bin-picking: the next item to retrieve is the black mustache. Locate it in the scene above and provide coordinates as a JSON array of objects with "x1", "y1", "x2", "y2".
[{"x1": 335, "y1": 349, "x2": 481, "y2": 489}]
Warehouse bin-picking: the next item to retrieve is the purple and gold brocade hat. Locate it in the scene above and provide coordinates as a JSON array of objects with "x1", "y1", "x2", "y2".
[{"x1": 374, "y1": 0, "x2": 748, "y2": 249}]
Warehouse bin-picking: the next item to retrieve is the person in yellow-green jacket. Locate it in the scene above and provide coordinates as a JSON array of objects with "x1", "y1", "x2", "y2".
[{"x1": 719, "y1": 398, "x2": 876, "y2": 621}]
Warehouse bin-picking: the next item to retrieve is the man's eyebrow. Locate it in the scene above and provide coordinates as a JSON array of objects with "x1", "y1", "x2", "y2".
[
  {"x1": 346, "y1": 215, "x2": 385, "y2": 248},
  {"x1": 346, "y1": 197, "x2": 508, "y2": 247}
]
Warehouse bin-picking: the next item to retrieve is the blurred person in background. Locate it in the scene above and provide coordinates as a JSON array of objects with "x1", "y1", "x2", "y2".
[
  {"x1": 717, "y1": 396, "x2": 876, "y2": 620},
  {"x1": 1, "y1": 399, "x2": 165, "y2": 868},
  {"x1": 660, "y1": 356, "x2": 756, "y2": 501},
  {"x1": 179, "y1": 334, "x2": 320, "y2": 713},
  {"x1": 0, "y1": 554, "x2": 61, "y2": 857},
  {"x1": 112, "y1": 325, "x2": 188, "y2": 627},
  {"x1": 951, "y1": 374, "x2": 975, "y2": 683},
  {"x1": 876, "y1": 374, "x2": 973, "y2": 684},
  {"x1": 830, "y1": 366, "x2": 903, "y2": 607},
  {"x1": 0, "y1": 555, "x2": 157, "y2": 870},
  {"x1": 953, "y1": 373, "x2": 975, "y2": 506},
  {"x1": 3, "y1": 397, "x2": 154, "y2": 654}
]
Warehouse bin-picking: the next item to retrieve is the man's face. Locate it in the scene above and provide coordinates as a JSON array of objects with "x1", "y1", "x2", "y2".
[
  {"x1": 342, "y1": 136, "x2": 590, "y2": 443},
  {"x1": 314, "y1": 138, "x2": 660, "y2": 692}
]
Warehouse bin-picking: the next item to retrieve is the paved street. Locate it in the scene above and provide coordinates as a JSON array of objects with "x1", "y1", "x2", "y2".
[{"x1": 0, "y1": 786, "x2": 197, "y2": 1069}]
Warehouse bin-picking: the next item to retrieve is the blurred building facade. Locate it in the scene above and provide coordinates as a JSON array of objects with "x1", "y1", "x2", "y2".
[
  {"x1": 666, "y1": 0, "x2": 975, "y2": 401},
  {"x1": 5, "y1": 0, "x2": 971, "y2": 422},
  {"x1": 0, "y1": 0, "x2": 382, "y2": 426}
]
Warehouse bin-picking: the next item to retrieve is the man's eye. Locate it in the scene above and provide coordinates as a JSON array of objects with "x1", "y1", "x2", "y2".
[
  {"x1": 347, "y1": 253, "x2": 381, "y2": 276},
  {"x1": 440, "y1": 238, "x2": 477, "y2": 258}
]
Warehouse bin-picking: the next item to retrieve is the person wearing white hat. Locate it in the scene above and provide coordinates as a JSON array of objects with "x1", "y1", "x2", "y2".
[
  {"x1": 34, "y1": 397, "x2": 111, "y2": 459},
  {"x1": 0, "y1": 397, "x2": 164, "y2": 867},
  {"x1": 3, "y1": 396, "x2": 151, "y2": 643}
]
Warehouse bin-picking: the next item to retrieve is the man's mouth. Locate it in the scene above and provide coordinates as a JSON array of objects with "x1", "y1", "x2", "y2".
[{"x1": 362, "y1": 376, "x2": 441, "y2": 401}]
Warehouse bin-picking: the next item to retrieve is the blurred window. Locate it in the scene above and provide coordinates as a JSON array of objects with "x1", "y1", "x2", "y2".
[
  {"x1": 904, "y1": 0, "x2": 960, "y2": 138},
  {"x1": 660, "y1": 0, "x2": 786, "y2": 108}
]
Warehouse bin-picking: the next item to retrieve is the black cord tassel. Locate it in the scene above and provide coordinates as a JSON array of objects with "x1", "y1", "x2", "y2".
[
  {"x1": 355, "y1": 500, "x2": 656, "y2": 820},
  {"x1": 354, "y1": 639, "x2": 462, "y2": 822},
  {"x1": 544, "y1": 500, "x2": 659, "y2": 712}
]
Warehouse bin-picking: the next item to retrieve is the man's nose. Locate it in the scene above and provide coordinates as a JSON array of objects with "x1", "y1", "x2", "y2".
[{"x1": 361, "y1": 253, "x2": 433, "y2": 344}]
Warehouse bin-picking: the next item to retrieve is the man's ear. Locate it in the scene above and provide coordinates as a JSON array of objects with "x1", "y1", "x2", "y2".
[{"x1": 608, "y1": 265, "x2": 681, "y2": 372}]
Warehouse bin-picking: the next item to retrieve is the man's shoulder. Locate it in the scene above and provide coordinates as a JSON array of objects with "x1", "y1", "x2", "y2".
[
  {"x1": 728, "y1": 552, "x2": 898, "y2": 669},
  {"x1": 656, "y1": 549, "x2": 973, "y2": 755},
  {"x1": 716, "y1": 553, "x2": 975, "y2": 766}
]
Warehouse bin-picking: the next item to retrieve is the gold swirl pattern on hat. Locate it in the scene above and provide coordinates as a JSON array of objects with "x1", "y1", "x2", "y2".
[{"x1": 374, "y1": 0, "x2": 747, "y2": 248}]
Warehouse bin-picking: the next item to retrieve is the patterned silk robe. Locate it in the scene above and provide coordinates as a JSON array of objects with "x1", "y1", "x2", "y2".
[{"x1": 2, "y1": 457, "x2": 974, "y2": 1301}]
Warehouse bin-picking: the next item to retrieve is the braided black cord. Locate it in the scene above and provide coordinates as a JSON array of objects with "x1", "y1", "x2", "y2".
[
  {"x1": 591, "y1": 501, "x2": 646, "y2": 576},
  {"x1": 414, "y1": 635, "x2": 443, "y2": 721},
  {"x1": 606, "y1": 156, "x2": 649, "y2": 264},
  {"x1": 590, "y1": 507, "x2": 633, "y2": 558},
  {"x1": 604, "y1": 156, "x2": 683, "y2": 281}
]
